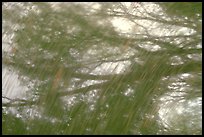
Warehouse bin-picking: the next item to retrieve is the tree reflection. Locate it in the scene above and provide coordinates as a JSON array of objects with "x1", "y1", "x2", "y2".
[{"x1": 2, "y1": 2, "x2": 202, "y2": 135}]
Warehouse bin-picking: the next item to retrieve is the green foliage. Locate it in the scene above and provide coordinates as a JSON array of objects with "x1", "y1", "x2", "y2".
[
  {"x1": 160, "y1": 2, "x2": 202, "y2": 19},
  {"x1": 2, "y1": 2, "x2": 202, "y2": 135},
  {"x1": 2, "y1": 112, "x2": 26, "y2": 135}
]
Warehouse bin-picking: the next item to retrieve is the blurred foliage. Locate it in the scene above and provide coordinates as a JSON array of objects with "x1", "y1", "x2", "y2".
[
  {"x1": 2, "y1": 2, "x2": 202, "y2": 135},
  {"x1": 2, "y1": 112, "x2": 26, "y2": 135},
  {"x1": 160, "y1": 2, "x2": 202, "y2": 18}
]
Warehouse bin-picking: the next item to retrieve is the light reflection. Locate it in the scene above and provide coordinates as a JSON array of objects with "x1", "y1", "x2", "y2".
[
  {"x1": 139, "y1": 44, "x2": 162, "y2": 52},
  {"x1": 124, "y1": 87, "x2": 134, "y2": 96},
  {"x1": 158, "y1": 70, "x2": 202, "y2": 134},
  {"x1": 2, "y1": 2, "x2": 201, "y2": 134},
  {"x1": 169, "y1": 55, "x2": 184, "y2": 65},
  {"x1": 158, "y1": 90, "x2": 201, "y2": 133},
  {"x1": 111, "y1": 17, "x2": 135, "y2": 34}
]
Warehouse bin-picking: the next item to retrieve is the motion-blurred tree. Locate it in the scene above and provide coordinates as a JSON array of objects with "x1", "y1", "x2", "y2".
[{"x1": 2, "y1": 2, "x2": 202, "y2": 135}]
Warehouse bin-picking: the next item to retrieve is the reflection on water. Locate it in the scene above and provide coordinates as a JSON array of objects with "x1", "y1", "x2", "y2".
[
  {"x1": 2, "y1": 67, "x2": 28, "y2": 102},
  {"x1": 158, "y1": 72, "x2": 202, "y2": 134},
  {"x1": 158, "y1": 96, "x2": 202, "y2": 134},
  {"x1": 2, "y1": 2, "x2": 202, "y2": 135}
]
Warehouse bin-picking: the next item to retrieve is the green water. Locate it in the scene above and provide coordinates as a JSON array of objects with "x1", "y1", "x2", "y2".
[{"x1": 2, "y1": 2, "x2": 202, "y2": 135}]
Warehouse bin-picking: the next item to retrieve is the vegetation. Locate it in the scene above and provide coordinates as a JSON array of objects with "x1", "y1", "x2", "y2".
[{"x1": 2, "y1": 2, "x2": 202, "y2": 135}]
